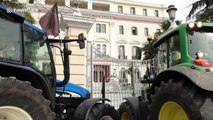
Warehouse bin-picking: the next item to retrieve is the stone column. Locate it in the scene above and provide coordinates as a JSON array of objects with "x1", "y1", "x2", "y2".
[
  {"x1": 65, "y1": 0, "x2": 70, "y2": 7},
  {"x1": 88, "y1": 1, "x2": 93, "y2": 9}
]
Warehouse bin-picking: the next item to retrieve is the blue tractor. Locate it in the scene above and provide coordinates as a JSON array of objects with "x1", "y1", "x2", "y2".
[{"x1": 0, "y1": 5, "x2": 119, "y2": 120}]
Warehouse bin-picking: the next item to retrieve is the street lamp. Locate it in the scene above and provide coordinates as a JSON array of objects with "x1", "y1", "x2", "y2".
[{"x1": 166, "y1": 5, "x2": 177, "y2": 22}]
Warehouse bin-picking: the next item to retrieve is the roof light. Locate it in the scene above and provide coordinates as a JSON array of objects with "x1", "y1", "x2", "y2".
[
  {"x1": 188, "y1": 22, "x2": 195, "y2": 28},
  {"x1": 196, "y1": 21, "x2": 203, "y2": 28}
]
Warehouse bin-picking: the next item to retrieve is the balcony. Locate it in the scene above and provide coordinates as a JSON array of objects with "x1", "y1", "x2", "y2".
[
  {"x1": 45, "y1": 0, "x2": 65, "y2": 6},
  {"x1": 92, "y1": 3, "x2": 110, "y2": 12}
]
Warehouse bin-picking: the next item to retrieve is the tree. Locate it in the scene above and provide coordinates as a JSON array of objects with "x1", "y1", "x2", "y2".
[
  {"x1": 0, "y1": 0, "x2": 35, "y2": 23},
  {"x1": 187, "y1": 0, "x2": 213, "y2": 22},
  {"x1": 142, "y1": 20, "x2": 171, "y2": 60},
  {"x1": 160, "y1": 19, "x2": 171, "y2": 32},
  {"x1": 0, "y1": 0, "x2": 23, "y2": 8},
  {"x1": 196, "y1": 8, "x2": 213, "y2": 22}
]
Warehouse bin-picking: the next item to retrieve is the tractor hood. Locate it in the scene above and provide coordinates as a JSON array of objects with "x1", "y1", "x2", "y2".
[{"x1": 56, "y1": 80, "x2": 90, "y2": 99}]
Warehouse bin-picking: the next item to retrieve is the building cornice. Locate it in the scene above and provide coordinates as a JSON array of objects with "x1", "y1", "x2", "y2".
[
  {"x1": 61, "y1": 13, "x2": 96, "y2": 32},
  {"x1": 26, "y1": 4, "x2": 96, "y2": 32},
  {"x1": 81, "y1": 0, "x2": 166, "y2": 9},
  {"x1": 81, "y1": 9, "x2": 166, "y2": 24},
  {"x1": 26, "y1": 3, "x2": 166, "y2": 24}
]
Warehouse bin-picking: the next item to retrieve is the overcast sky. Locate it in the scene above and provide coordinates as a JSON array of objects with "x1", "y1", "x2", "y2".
[{"x1": 136, "y1": 0, "x2": 196, "y2": 22}]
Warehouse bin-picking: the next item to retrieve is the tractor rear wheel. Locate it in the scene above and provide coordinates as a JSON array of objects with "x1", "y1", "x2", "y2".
[
  {"x1": 0, "y1": 77, "x2": 53, "y2": 120},
  {"x1": 149, "y1": 79, "x2": 213, "y2": 120},
  {"x1": 118, "y1": 102, "x2": 134, "y2": 120},
  {"x1": 88, "y1": 103, "x2": 119, "y2": 120}
]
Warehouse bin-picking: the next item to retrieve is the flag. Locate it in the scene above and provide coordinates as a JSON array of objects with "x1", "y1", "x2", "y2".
[{"x1": 39, "y1": 2, "x2": 60, "y2": 37}]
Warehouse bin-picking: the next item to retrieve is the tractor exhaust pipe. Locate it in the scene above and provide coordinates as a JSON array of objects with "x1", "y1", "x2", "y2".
[{"x1": 56, "y1": 39, "x2": 71, "y2": 87}]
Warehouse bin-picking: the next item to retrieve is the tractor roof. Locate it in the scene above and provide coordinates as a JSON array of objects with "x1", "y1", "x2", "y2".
[
  {"x1": 24, "y1": 20, "x2": 45, "y2": 34},
  {"x1": 0, "y1": 4, "x2": 45, "y2": 35},
  {"x1": 0, "y1": 4, "x2": 24, "y2": 23},
  {"x1": 153, "y1": 23, "x2": 186, "y2": 48},
  {"x1": 153, "y1": 22, "x2": 213, "y2": 48}
]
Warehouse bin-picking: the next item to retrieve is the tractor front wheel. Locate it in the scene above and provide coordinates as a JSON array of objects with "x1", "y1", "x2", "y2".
[
  {"x1": 118, "y1": 102, "x2": 134, "y2": 120},
  {"x1": 88, "y1": 103, "x2": 119, "y2": 120},
  {"x1": 0, "y1": 77, "x2": 53, "y2": 120},
  {"x1": 149, "y1": 79, "x2": 213, "y2": 120}
]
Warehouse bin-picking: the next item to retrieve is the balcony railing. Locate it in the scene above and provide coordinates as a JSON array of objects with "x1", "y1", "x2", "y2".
[{"x1": 95, "y1": 54, "x2": 110, "y2": 58}]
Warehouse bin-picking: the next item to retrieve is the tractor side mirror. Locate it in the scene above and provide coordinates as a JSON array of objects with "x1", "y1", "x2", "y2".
[{"x1": 78, "y1": 33, "x2": 86, "y2": 49}]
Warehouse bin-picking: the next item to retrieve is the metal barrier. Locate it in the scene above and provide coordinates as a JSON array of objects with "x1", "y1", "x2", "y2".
[{"x1": 86, "y1": 42, "x2": 152, "y2": 109}]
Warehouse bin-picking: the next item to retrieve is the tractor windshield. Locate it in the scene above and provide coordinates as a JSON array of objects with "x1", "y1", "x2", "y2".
[
  {"x1": 187, "y1": 27, "x2": 213, "y2": 63},
  {"x1": 23, "y1": 23, "x2": 53, "y2": 78},
  {"x1": 0, "y1": 17, "x2": 21, "y2": 62}
]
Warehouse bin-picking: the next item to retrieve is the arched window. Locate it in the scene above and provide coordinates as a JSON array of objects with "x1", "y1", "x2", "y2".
[
  {"x1": 102, "y1": 44, "x2": 106, "y2": 55},
  {"x1": 96, "y1": 44, "x2": 101, "y2": 57},
  {"x1": 132, "y1": 46, "x2": 141, "y2": 60},
  {"x1": 119, "y1": 68, "x2": 127, "y2": 83},
  {"x1": 118, "y1": 45, "x2": 126, "y2": 59}
]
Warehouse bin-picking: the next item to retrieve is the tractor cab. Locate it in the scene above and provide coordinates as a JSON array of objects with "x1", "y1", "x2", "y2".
[
  {"x1": 153, "y1": 22, "x2": 213, "y2": 73},
  {"x1": 118, "y1": 5, "x2": 213, "y2": 120}
]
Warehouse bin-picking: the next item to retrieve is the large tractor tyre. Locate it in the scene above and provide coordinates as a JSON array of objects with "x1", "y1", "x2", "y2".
[
  {"x1": 149, "y1": 79, "x2": 213, "y2": 120},
  {"x1": 118, "y1": 102, "x2": 135, "y2": 120},
  {"x1": 88, "y1": 103, "x2": 119, "y2": 120},
  {"x1": 0, "y1": 77, "x2": 53, "y2": 120}
]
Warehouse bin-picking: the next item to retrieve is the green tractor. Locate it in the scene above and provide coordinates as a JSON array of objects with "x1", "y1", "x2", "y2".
[
  {"x1": 0, "y1": 5, "x2": 119, "y2": 120},
  {"x1": 118, "y1": 21, "x2": 213, "y2": 120}
]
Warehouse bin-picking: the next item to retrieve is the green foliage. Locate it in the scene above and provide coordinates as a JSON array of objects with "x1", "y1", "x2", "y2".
[
  {"x1": 160, "y1": 20, "x2": 171, "y2": 31},
  {"x1": 196, "y1": 8, "x2": 213, "y2": 22},
  {"x1": 141, "y1": 19, "x2": 182, "y2": 60},
  {"x1": 0, "y1": 0, "x2": 35, "y2": 24},
  {"x1": 0, "y1": 0, "x2": 23, "y2": 9},
  {"x1": 141, "y1": 20, "x2": 170, "y2": 60},
  {"x1": 187, "y1": 0, "x2": 213, "y2": 22},
  {"x1": 142, "y1": 39, "x2": 157, "y2": 60},
  {"x1": 22, "y1": 12, "x2": 35, "y2": 24}
]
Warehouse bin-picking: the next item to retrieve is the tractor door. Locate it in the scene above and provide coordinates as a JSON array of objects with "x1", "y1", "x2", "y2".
[{"x1": 157, "y1": 32, "x2": 181, "y2": 72}]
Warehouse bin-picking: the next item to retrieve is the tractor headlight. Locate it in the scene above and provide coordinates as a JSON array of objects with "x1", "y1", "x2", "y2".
[
  {"x1": 187, "y1": 22, "x2": 203, "y2": 29},
  {"x1": 196, "y1": 21, "x2": 203, "y2": 28},
  {"x1": 188, "y1": 22, "x2": 195, "y2": 28},
  {"x1": 195, "y1": 50, "x2": 204, "y2": 59}
]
